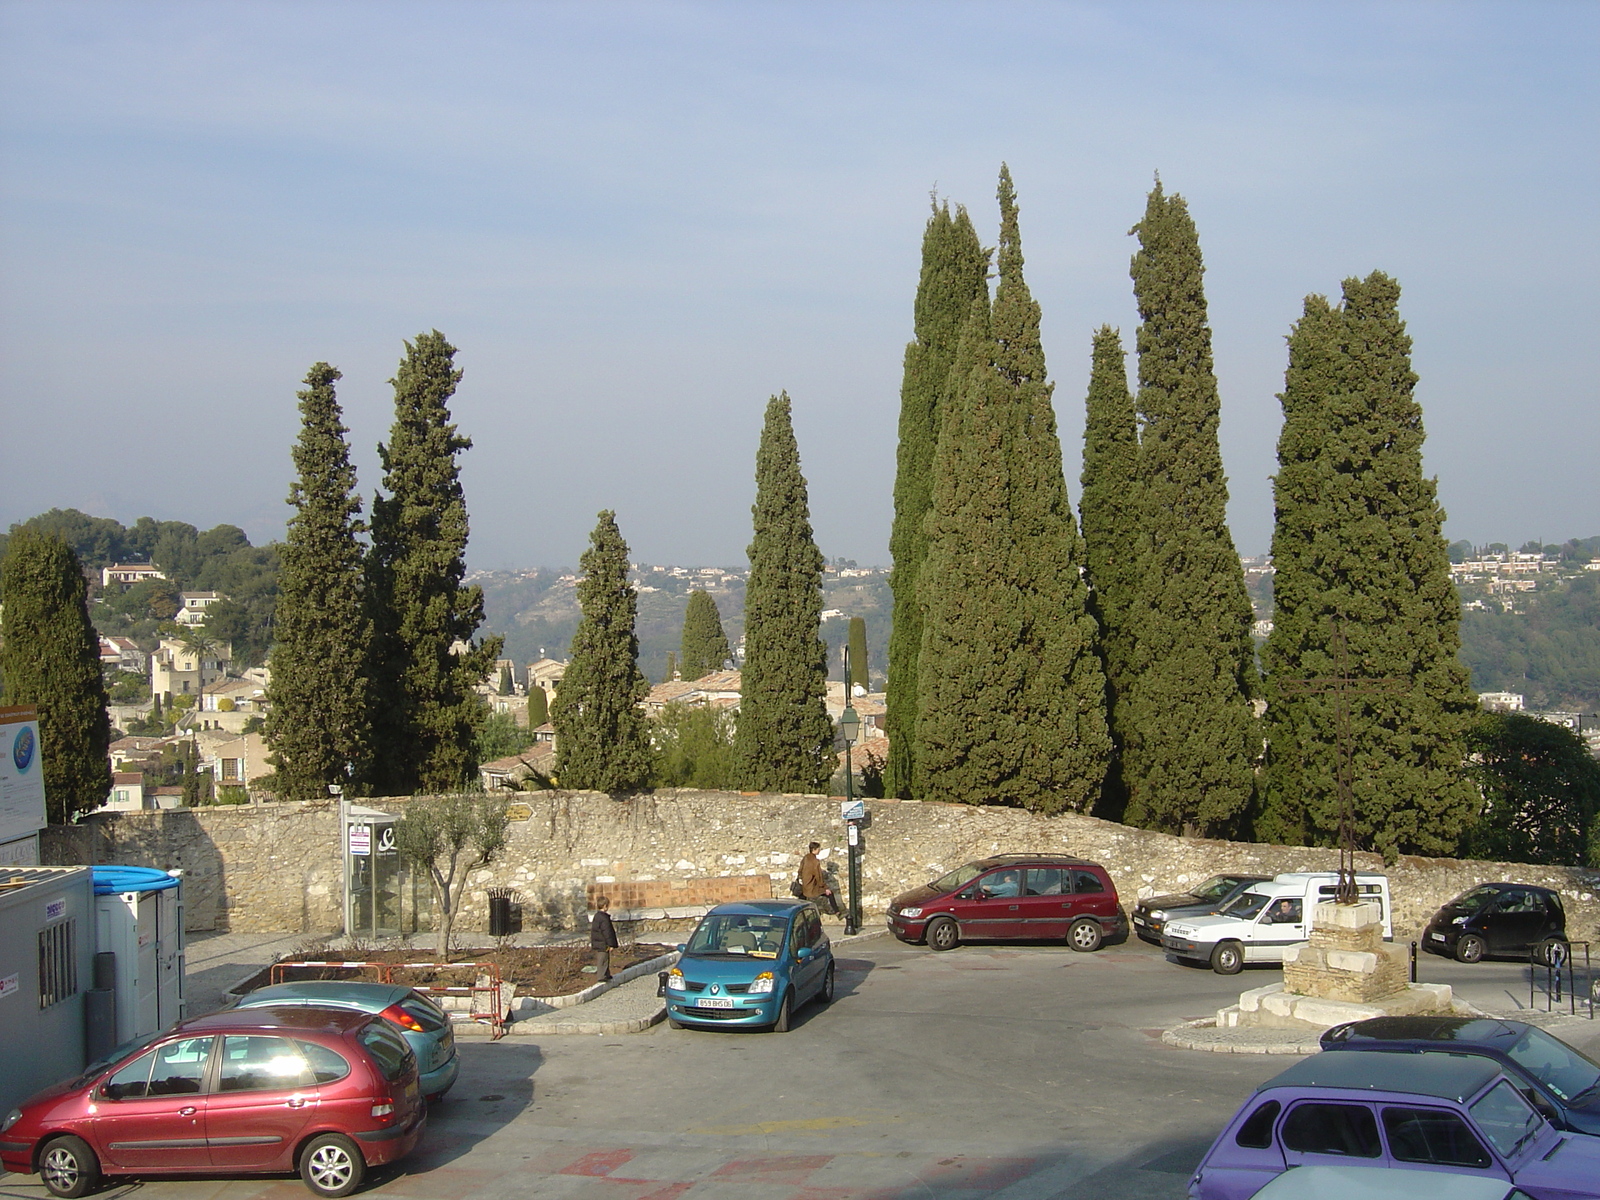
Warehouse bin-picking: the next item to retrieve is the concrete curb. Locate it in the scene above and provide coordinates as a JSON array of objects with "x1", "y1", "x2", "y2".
[
  {"x1": 1161, "y1": 1017, "x2": 1321, "y2": 1055},
  {"x1": 510, "y1": 949, "x2": 681, "y2": 1015}
]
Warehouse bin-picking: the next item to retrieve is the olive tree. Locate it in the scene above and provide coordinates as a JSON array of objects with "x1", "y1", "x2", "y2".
[{"x1": 392, "y1": 793, "x2": 511, "y2": 957}]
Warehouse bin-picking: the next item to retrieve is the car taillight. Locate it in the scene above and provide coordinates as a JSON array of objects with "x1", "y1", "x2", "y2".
[
  {"x1": 381, "y1": 1003, "x2": 426, "y2": 1033},
  {"x1": 370, "y1": 1100, "x2": 395, "y2": 1122}
]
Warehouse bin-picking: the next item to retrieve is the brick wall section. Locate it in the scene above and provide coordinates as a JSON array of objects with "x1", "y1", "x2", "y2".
[{"x1": 43, "y1": 789, "x2": 1600, "y2": 943}]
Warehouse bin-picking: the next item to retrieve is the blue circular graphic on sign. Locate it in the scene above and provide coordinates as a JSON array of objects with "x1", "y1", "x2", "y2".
[{"x1": 12, "y1": 726, "x2": 35, "y2": 772}]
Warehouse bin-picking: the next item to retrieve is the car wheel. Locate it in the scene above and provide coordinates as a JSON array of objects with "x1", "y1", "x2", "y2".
[
  {"x1": 771, "y1": 992, "x2": 792, "y2": 1033},
  {"x1": 39, "y1": 1136, "x2": 100, "y2": 1199},
  {"x1": 818, "y1": 962, "x2": 836, "y2": 1004},
  {"x1": 926, "y1": 917, "x2": 960, "y2": 952},
  {"x1": 1068, "y1": 918, "x2": 1103, "y2": 953},
  {"x1": 1534, "y1": 938, "x2": 1569, "y2": 968},
  {"x1": 1211, "y1": 941, "x2": 1244, "y2": 975},
  {"x1": 1455, "y1": 934, "x2": 1487, "y2": 964},
  {"x1": 299, "y1": 1133, "x2": 366, "y2": 1199}
]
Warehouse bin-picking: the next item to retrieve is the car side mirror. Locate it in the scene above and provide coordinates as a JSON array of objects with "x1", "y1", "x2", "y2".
[
  {"x1": 675, "y1": 943, "x2": 686, "y2": 953},
  {"x1": 796, "y1": 946, "x2": 813, "y2": 961}
]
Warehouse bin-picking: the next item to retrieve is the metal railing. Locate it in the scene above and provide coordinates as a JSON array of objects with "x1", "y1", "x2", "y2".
[{"x1": 1528, "y1": 941, "x2": 1594, "y2": 1019}]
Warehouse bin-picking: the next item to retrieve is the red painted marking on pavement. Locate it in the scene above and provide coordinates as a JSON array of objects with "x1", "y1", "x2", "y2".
[
  {"x1": 561, "y1": 1149, "x2": 637, "y2": 1176},
  {"x1": 711, "y1": 1154, "x2": 833, "y2": 1184},
  {"x1": 634, "y1": 1183, "x2": 695, "y2": 1200}
]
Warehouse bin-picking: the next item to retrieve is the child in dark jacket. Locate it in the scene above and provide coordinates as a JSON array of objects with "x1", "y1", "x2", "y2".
[{"x1": 590, "y1": 896, "x2": 619, "y2": 982}]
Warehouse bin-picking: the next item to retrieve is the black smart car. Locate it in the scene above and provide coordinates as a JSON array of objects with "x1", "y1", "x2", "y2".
[
  {"x1": 1130, "y1": 873, "x2": 1270, "y2": 945},
  {"x1": 1321, "y1": 1015, "x2": 1600, "y2": 1136},
  {"x1": 1421, "y1": 881, "x2": 1568, "y2": 964}
]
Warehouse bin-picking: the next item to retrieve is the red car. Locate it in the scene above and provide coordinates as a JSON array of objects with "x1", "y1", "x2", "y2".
[
  {"x1": 0, "y1": 1006, "x2": 425, "y2": 1198},
  {"x1": 887, "y1": 854, "x2": 1126, "y2": 952}
]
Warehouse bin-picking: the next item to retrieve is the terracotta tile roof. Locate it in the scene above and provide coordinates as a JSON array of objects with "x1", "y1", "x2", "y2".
[
  {"x1": 687, "y1": 669, "x2": 742, "y2": 690},
  {"x1": 112, "y1": 771, "x2": 144, "y2": 785}
]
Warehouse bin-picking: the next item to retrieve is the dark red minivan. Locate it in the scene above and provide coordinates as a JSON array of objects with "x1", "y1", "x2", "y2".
[
  {"x1": 0, "y1": 1006, "x2": 425, "y2": 1198},
  {"x1": 887, "y1": 854, "x2": 1126, "y2": 952}
]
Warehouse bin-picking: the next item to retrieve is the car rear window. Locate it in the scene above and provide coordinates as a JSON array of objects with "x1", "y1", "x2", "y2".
[
  {"x1": 1070, "y1": 869, "x2": 1104, "y2": 894},
  {"x1": 1235, "y1": 1099, "x2": 1280, "y2": 1148},
  {"x1": 1281, "y1": 1102, "x2": 1381, "y2": 1157},
  {"x1": 399, "y1": 995, "x2": 449, "y2": 1033},
  {"x1": 1025, "y1": 868, "x2": 1067, "y2": 896},
  {"x1": 358, "y1": 1020, "x2": 415, "y2": 1083},
  {"x1": 1382, "y1": 1107, "x2": 1491, "y2": 1168},
  {"x1": 219, "y1": 1036, "x2": 319, "y2": 1092}
]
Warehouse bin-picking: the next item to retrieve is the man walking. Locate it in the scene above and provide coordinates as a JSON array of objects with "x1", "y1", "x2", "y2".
[
  {"x1": 590, "y1": 895, "x2": 619, "y2": 982},
  {"x1": 799, "y1": 841, "x2": 838, "y2": 915}
]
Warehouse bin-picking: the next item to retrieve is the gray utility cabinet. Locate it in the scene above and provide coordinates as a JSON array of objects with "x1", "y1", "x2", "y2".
[
  {"x1": 94, "y1": 871, "x2": 185, "y2": 1045},
  {"x1": 0, "y1": 866, "x2": 94, "y2": 1115}
]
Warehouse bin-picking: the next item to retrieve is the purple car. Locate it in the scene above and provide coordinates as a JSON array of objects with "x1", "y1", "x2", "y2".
[{"x1": 1189, "y1": 1050, "x2": 1600, "y2": 1200}]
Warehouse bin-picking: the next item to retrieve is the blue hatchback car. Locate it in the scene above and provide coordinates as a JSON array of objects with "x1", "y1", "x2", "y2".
[{"x1": 664, "y1": 900, "x2": 834, "y2": 1032}]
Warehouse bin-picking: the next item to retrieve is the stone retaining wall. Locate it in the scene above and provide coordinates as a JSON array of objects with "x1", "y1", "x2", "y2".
[{"x1": 43, "y1": 790, "x2": 1600, "y2": 946}]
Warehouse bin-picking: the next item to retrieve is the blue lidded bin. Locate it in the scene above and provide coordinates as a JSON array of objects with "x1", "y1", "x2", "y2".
[{"x1": 91, "y1": 865, "x2": 180, "y2": 895}]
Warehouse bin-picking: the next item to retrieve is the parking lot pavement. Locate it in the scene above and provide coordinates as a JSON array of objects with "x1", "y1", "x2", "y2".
[{"x1": 9, "y1": 934, "x2": 1596, "y2": 1200}]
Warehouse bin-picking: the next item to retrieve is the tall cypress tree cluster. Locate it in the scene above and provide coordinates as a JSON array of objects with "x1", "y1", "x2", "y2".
[
  {"x1": 265, "y1": 363, "x2": 373, "y2": 800},
  {"x1": 884, "y1": 202, "x2": 989, "y2": 799},
  {"x1": 0, "y1": 531, "x2": 112, "y2": 823},
  {"x1": 1260, "y1": 273, "x2": 1478, "y2": 856},
  {"x1": 733, "y1": 393, "x2": 835, "y2": 794},
  {"x1": 679, "y1": 589, "x2": 731, "y2": 681},
  {"x1": 366, "y1": 332, "x2": 503, "y2": 795},
  {"x1": 992, "y1": 167, "x2": 1110, "y2": 813},
  {"x1": 552, "y1": 511, "x2": 654, "y2": 792},
  {"x1": 1119, "y1": 182, "x2": 1258, "y2": 836},
  {"x1": 1078, "y1": 326, "x2": 1141, "y2": 818}
]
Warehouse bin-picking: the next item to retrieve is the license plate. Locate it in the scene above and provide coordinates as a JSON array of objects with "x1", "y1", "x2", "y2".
[
  {"x1": 696, "y1": 997, "x2": 735, "y2": 1009},
  {"x1": 1430, "y1": 933, "x2": 1445, "y2": 942},
  {"x1": 1133, "y1": 917, "x2": 1147, "y2": 925}
]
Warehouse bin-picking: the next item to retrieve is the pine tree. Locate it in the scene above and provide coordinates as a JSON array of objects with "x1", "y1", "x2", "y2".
[
  {"x1": 992, "y1": 166, "x2": 1110, "y2": 813},
  {"x1": 884, "y1": 201, "x2": 990, "y2": 799},
  {"x1": 916, "y1": 297, "x2": 1029, "y2": 805},
  {"x1": 847, "y1": 617, "x2": 869, "y2": 694},
  {"x1": 679, "y1": 589, "x2": 731, "y2": 680},
  {"x1": 1079, "y1": 325, "x2": 1142, "y2": 818},
  {"x1": 265, "y1": 363, "x2": 373, "y2": 801},
  {"x1": 1121, "y1": 183, "x2": 1258, "y2": 835},
  {"x1": 733, "y1": 393, "x2": 835, "y2": 794},
  {"x1": 551, "y1": 511, "x2": 655, "y2": 792},
  {"x1": 1260, "y1": 274, "x2": 1478, "y2": 856},
  {"x1": 366, "y1": 332, "x2": 503, "y2": 795},
  {"x1": 0, "y1": 530, "x2": 112, "y2": 822}
]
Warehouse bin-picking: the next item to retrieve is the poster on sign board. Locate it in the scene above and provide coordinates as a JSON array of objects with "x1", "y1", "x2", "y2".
[{"x1": 0, "y1": 707, "x2": 47, "y2": 846}]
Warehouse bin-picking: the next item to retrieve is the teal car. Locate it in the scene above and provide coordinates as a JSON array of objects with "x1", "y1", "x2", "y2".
[
  {"x1": 664, "y1": 900, "x2": 835, "y2": 1032},
  {"x1": 232, "y1": 981, "x2": 459, "y2": 1100}
]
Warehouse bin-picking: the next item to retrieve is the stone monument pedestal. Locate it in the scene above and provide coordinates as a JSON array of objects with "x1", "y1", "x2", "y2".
[{"x1": 1217, "y1": 900, "x2": 1458, "y2": 1032}]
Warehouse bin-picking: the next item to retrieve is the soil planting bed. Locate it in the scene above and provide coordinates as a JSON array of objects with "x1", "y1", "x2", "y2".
[{"x1": 244, "y1": 944, "x2": 674, "y2": 998}]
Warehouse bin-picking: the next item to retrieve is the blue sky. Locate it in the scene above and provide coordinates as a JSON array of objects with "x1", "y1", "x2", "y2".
[{"x1": 1, "y1": 1, "x2": 1595, "y2": 568}]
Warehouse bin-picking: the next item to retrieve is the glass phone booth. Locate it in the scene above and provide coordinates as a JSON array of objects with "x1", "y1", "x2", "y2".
[{"x1": 342, "y1": 805, "x2": 431, "y2": 938}]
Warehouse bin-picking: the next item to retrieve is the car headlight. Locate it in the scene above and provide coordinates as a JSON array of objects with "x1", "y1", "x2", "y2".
[
  {"x1": 1150, "y1": 911, "x2": 1168, "y2": 922},
  {"x1": 748, "y1": 973, "x2": 776, "y2": 994},
  {"x1": 666, "y1": 969, "x2": 687, "y2": 990},
  {"x1": 1, "y1": 1108, "x2": 20, "y2": 1133},
  {"x1": 1452, "y1": 916, "x2": 1469, "y2": 925},
  {"x1": 898, "y1": 907, "x2": 923, "y2": 920}
]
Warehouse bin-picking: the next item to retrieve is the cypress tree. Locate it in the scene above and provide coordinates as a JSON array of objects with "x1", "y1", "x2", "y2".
[
  {"x1": 847, "y1": 616, "x2": 869, "y2": 694},
  {"x1": 527, "y1": 683, "x2": 548, "y2": 727},
  {"x1": 1260, "y1": 274, "x2": 1478, "y2": 856},
  {"x1": 366, "y1": 332, "x2": 503, "y2": 795},
  {"x1": 992, "y1": 166, "x2": 1110, "y2": 813},
  {"x1": 679, "y1": 589, "x2": 731, "y2": 680},
  {"x1": 884, "y1": 202, "x2": 990, "y2": 799},
  {"x1": 916, "y1": 298, "x2": 1029, "y2": 805},
  {"x1": 265, "y1": 363, "x2": 373, "y2": 800},
  {"x1": 551, "y1": 511, "x2": 655, "y2": 792},
  {"x1": 1121, "y1": 182, "x2": 1258, "y2": 835},
  {"x1": 732, "y1": 393, "x2": 834, "y2": 794},
  {"x1": 662, "y1": 651, "x2": 678, "y2": 685},
  {"x1": 1079, "y1": 325, "x2": 1141, "y2": 818},
  {"x1": 0, "y1": 531, "x2": 112, "y2": 822}
]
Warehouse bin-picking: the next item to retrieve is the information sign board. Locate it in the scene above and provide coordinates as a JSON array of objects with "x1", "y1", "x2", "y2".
[
  {"x1": 348, "y1": 824, "x2": 371, "y2": 856},
  {"x1": 0, "y1": 707, "x2": 46, "y2": 845}
]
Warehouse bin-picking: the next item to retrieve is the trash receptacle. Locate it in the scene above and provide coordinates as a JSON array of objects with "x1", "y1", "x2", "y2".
[{"x1": 488, "y1": 887, "x2": 515, "y2": 937}]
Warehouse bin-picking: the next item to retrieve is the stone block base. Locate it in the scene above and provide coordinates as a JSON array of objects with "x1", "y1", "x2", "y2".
[
  {"x1": 1218, "y1": 980, "x2": 1455, "y2": 1032},
  {"x1": 1283, "y1": 939, "x2": 1411, "y2": 1003}
]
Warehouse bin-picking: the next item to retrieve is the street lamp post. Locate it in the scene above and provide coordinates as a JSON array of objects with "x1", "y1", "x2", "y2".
[{"x1": 839, "y1": 647, "x2": 862, "y2": 935}]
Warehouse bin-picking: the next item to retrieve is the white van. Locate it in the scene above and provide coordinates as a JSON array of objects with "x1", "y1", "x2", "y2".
[{"x1": 1160, "y1": 872, "x2": 1392, "y2": 975}]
